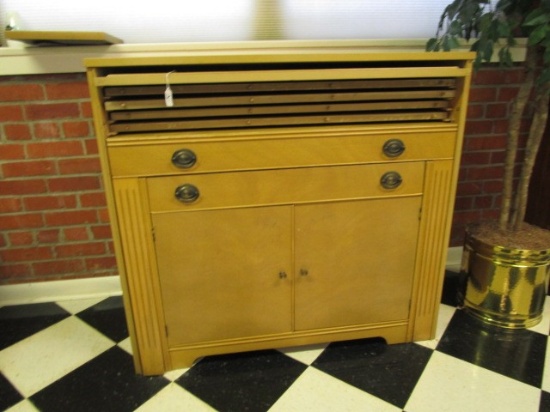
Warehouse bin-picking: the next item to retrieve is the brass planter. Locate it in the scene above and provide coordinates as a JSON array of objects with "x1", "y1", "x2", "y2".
[{"x1": 458, "y1": 229, "x2": 550, "y2": 329}]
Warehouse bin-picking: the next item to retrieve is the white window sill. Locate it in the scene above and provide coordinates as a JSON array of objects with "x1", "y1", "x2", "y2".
[
  {"x1": 0, "y1": 39, "x2": 438, "y2": 76},
  {"x1": 0, "y1": 38, "x2": 526, "y2": 76}
]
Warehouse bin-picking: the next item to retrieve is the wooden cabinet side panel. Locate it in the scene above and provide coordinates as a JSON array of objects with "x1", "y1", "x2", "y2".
[
  {"x1": 88, "y1": 68, "x2": 156, "y2": 374},
  {"x1": 410, "y1": 160, "x2": 454, "y2": 341},
  {"x1": 112, "y1": 179, "x2": 166, "y2": 374}
]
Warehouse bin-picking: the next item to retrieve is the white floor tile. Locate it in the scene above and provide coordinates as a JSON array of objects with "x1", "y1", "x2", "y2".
[
  {"x1": 134, "y1": 383, "x2": 216, "y2": 411},
  {"x1": 55, "y1": 297, "x2": 106, "y2": 315},
  {"x1": 543, "y1": 338, "x2": 550, "y2": 393},
  {"x1": 277, "y1": 343, "x2": 328, "y2": 365},
  {"x1": 163, "y1": 367, "x2": 189, "y2": 382},
  {"x1": 117, "y1": 336, "x2": 133, "y2": 355},
  {"x1": 405, "y1": 351, "x2": 542, "y2": 412},
  {"x1": 0, "y1": 317, "x2": 114, "y2": 397},
  {"x1": 269, "y1": 367, "x2": 401, "y2": 412},
  {"x1": 416, "y1": 303, "x2": 456, "y2": 350},
  {"x1": 6, "y1": 400, "x2": 39, "y2": 412}
]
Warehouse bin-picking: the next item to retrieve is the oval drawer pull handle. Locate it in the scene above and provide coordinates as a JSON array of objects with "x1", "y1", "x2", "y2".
[
  {"x1": 383, "y1": 139, "x2": 406, "y2": 158},
  {"x1": 171, "y1": 149, "x2": 197, "y2": 169},
  {"x1": 175, "y1": 184, "x2": 200, "y2": 203},
  {"x1": 380, "y1": 171, "x2": 403, "y2": 190}
]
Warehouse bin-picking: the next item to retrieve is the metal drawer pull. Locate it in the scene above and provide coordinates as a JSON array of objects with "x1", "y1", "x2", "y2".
[
  {"x1": 175, "y1": 184, "x2": 200, "y2": 203},
  {"x1": 383, "y1": 139, "x2": 406, "y2": 157},
  {"x1": 380, "y1": 171, "x2": 403, "y2": 190},
  {"x1": 171, "y1": 149, "x2": 197, "y2": 169}
]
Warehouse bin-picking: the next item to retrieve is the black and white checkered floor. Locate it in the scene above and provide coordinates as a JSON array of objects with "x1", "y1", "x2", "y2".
[{"x1": 1, "y1": 271, "x2": 549, "y2": 412}]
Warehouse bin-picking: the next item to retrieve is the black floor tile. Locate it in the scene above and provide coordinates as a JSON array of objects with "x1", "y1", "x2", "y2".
[
  {"x1": 0, "y1": 372, "x2": 23, "y2": 411},
  {"x1": 437, "y1": 310, "x2": 547, "y2": 388},
  {"x1": 77, "y1": 296, "x2": 128, "y2": 342},
  {"x1": 29, "y1": 346, "x2": 169, "y2": 412},
  {"x1": 540, "y1": 391, "x2": 550, "y2": 412},
  {"x1": 441, "y1": 270, "x2": 461, "y2": 307},
  {"x1": 312, "y1": 337, "x2": 432, "y2": 409},
  {"x1": 0, "y1": 302, "x2": 69, "y2": 350},
  {"x1": 176, "y1": 349, "x2": 308, "y2": 412}
]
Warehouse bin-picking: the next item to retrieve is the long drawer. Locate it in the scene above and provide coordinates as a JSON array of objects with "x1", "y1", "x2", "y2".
[
  {"x1": 109, "y1": 130, "x2": 454, "y2": 177},
  {"x1": 147, "y1": 161, "x2": 424, "y2": 212}
]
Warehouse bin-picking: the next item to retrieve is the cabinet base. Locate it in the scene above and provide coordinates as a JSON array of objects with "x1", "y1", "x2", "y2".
[{"x1": 164, "y1": 323, "x2": 410, "y2": 373}]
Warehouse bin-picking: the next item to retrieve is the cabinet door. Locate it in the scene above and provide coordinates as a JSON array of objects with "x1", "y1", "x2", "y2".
[
  {"x1": 152, "y1": 206, "x2": 293, "y2": 346},
  {"x1": 294, "y1": 196, "x2": 421, "y2": 331}
]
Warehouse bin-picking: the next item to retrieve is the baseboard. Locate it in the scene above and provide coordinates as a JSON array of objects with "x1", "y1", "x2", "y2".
[
  {"x1": 0, "y1": 247, "x2": 464, "y2": 306},
  {"x1": 445, "y1": 246, "x2": 463, "y2": 273},
  {"x1": 0, "y1": 276, "x2": 122, "y2": 306}
]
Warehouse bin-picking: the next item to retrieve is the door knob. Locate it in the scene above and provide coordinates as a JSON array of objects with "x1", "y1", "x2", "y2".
[
  {"x1": 383, "y1": 139, "x2": 406, "y2": 158},
  {"x1": 175, "y1": 184, "x2": 200, "y2": 203},
  {"x1": 380, "y1": 171, "x2": 403, "y2": 190},
  {"x1": 171, "y1": 149, "x2": 197, "y2": 169}
]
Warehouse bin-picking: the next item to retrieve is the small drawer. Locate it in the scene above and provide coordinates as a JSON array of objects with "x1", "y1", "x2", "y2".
[
  {"x1": 147, "y1": 162, "x2": 425, "y2": 213},
  {"x1": 108, "y1": 130, "x2": 455, "y2": 177}
]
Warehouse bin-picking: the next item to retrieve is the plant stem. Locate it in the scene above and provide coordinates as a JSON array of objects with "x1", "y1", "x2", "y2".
[
  {"x1": 499, "y1": 46, "x2": 536, "y2": 231},
  {"x1": 511, "y1": 82, "x2": 550, "y2": 230}
]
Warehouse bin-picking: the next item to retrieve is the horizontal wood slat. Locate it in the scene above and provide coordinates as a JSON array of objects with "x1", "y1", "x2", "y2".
[
  {"x1": 103, "y1": 78, "x2": 457, "y2": 97},
  {"x1": 109, "y1": 112, "x2": 449, "y2": 133},
  {"x1": 105, "y1": 90, "x2": 455, "y2": 112},
  {"x1": 95, "y1": 67, "x2": 469, "y2": 87},
  {"x1": 109, "y1": 100, "x2": 450, "y2": 121}
]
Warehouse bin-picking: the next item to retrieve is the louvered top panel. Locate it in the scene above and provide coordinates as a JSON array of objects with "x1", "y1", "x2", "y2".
[{"x1": 86, "y1": 51, "x2": 473, "y2": 137}]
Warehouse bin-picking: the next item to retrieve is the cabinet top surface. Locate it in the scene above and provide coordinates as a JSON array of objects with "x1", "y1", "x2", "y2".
[{"x1": 85, "y1": 47, "x2": 475, "y2": 68}]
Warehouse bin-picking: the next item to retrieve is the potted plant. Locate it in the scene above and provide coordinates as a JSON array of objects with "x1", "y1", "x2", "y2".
[{"x1": 427, "y1": 0, "x2": 550, "y2": 328}]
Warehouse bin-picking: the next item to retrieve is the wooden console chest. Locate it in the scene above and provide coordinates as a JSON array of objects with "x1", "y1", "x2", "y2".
[{"x1": 86, "y1": 46, "x2": 473, "y2": 375}]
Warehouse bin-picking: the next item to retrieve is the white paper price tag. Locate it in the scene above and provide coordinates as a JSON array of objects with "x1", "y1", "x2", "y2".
[{"x1": 165, "y1": 86, "x2": 174, "y2": 107}]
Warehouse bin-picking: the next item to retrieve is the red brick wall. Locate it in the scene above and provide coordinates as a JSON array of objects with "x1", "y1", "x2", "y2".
[
  {"x1": 449, "y1": 65, "x2": 526, "y2": 246},
  {"x1": 0, "y1": 73, "x2": 117, "y2": 284},
  {"x1": 0, "y1": 66, "x2": 525, "y2": 284}
]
